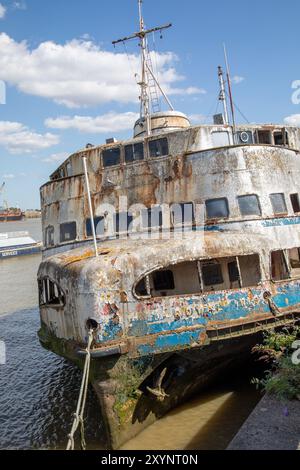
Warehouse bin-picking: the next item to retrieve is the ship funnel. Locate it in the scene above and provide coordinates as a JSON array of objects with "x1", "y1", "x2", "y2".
[{"x1": 133, "y1": 111, "x2": 191, "y2": 138}]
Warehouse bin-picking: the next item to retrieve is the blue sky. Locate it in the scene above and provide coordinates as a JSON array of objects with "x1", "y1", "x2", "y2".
[{"x1": 0, "y1": 0, "x2": 300, "y2": 209}]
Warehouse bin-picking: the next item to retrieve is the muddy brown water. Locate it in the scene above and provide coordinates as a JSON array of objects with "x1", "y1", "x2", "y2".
[{"x1": 0, "y1": 219, "x2": 262, "y2": 450}]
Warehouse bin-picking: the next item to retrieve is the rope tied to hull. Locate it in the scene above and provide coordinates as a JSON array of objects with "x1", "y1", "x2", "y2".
[{"x1": 66, "y1": 329, "x2": 94, "y2": 451}]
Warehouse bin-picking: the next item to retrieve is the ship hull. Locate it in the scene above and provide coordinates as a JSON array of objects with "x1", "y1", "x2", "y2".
[
  {"x1": 0, "y1": 244, "x2": 41, "y2": 259},
  {"x1": 0, "y1": 214, "x2": 23, "y2": 222},
  {"x1": 38, "y1": 316, "x2": 297, "y2": 450}
]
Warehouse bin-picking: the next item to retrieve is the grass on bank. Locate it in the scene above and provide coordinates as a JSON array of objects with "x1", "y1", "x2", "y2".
[{"x1": 251, "y1": 326, "x2": 300, "y2": 401}]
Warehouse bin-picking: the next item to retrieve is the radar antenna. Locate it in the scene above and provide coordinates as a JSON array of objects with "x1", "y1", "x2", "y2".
[{"x1": 112, "y1": 0, "x2": 174, "y2": 136}]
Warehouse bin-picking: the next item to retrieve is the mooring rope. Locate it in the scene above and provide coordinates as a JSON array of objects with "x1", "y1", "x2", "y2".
[{"x1": 66, "y1": 329, "x2": 94, "y2": 451}]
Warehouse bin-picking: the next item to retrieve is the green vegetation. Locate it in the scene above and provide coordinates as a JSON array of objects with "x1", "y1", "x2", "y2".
[{"x1": 252, "y1": 326, "x2": 300, "y2": 401}]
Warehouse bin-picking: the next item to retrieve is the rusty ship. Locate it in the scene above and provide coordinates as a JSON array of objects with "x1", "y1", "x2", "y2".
[
  {"x1": 0, "y1": 183, "x2": 23, "y2": 222},
  {"x1": 38, "y1": 1, "x2": 300, "y2": 449}
]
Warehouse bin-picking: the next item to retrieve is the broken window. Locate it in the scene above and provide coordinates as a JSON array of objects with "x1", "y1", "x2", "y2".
[
  {"x1": 238, "y1": 195, "x2": 261, "y2": 216},
  {"x1": 274, "y1": 130, "x2": 289, "y2": 146},
  {"x1": 60, "y1": 222, "x2": 77, "y2": 243},
  {"x1": 135, "y1": 277, "x2": 150, "y2": 297},
  {"x1": 228, "y1": 260, "x2": 240, "y2": 283},
  {"x1": 102, "y1": 147, "x2": 121, "y2": 167},
  {"x1": 39, "y1": 278, "x2": 65, "y2": 307},
  {"x1": 205, "y1": 198, "x2": 229, "y2": 219},
  {"x1": 257, "y1": 130, "x2": 272, "y2": 144},
  {"x1": 288, "y1": 248, "x2": 300, "y2": 278},
  {"x1": 271, "y1": 250, "x2": 289, "y2": 281},
  {"x1": 125, "y1": 142, "x2": 144, "y2": 163},
  {"x1": 290, "y1": 194, "x2": 300, "y2": 213},
  {"x1": 134, "y1": 254, "x2": 261, "y2": 299},
  {"x1": 152, "y1": 270, "x2": 175, "y2": 291},
  {"x1": 149, "y1": 138, "x2": 169, "y2": 158},
  {"x1": 45, "y1": 225, "x2": 55, "y2": 247},
  {"x1": 238, "y1": 254, "x2": 261, "y2": 287},
  {"x1": 270, "y1": 193, "x2": 287, "y2": 215},
  {"x1": 201, "y1": 262, "x2": 224, "y2": 287}
]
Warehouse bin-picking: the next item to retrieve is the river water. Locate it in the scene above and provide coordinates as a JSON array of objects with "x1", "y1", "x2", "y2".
[{"x1": 0, "y1": 219, "x2": 261, "y2": 450}]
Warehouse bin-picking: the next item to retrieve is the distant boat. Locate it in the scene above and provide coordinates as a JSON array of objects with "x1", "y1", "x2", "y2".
[
  {"x1": 0, "y1": 231, "x2": 42, "y2": 259},
  {"x1": 0, "y1": 208, "x2": 23, "y2": 222}
]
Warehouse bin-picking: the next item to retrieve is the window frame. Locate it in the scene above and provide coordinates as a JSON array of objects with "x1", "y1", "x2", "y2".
[
  {"x1": 290, "y1": 193, "x2": 300, "y2": 214},
  {"x1": 148, "y1": 137, "x2": 169, "y2": 159},
  {"x1": 124, "y1": 142, "x2": 144, "y2": 164},
  {"x1": 270, "y1": 193, "x2": 288, "y2": 215},
  {"x1": 38, "y1": 277, "x2": 65, "y2": 308},
  {"x1": 205, "y1": 197, "x2": 230, "y2": 220},
  {"x1": 45, "y1": 225, "x2": 55, "y2": 247},
  {"x1": 102, "y1": 146, "x2": 121, "y2": 168},
  {"x1": 237, "y1": 194, "x2": 262, "y2": 217},
  {"x1": 60, "y1": 221, "x2": 77, "y2": 243}
]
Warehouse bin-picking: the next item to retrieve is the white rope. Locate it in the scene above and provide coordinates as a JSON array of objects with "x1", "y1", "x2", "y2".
[{"x1": 66, "y1": 329, "x2": 93, "y2": 451}]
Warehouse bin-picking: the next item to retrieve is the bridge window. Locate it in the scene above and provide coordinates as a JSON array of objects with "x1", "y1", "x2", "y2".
[
  {"x1": 290, "y1": 193, "x2": 300, "y2": 213},
  {"x1": 149, "y1": 138, "x2": 169, "y2": 158},
  {"x1": 205, "y1": 198, "x2": 229, "y2": 219},
  {"x1": 125, "y1": 142, "x2": 144, "y2": 163},
  {"x1": 45, "y1": 225, "x2": 55, "y2": 247},
  {"x1": 270, "y1": 193, "x2": 287, "y2": 215},
  {"x1": 86, "y1": 217, "x2": 105, "y2": 237},
  {"x1": 257, "y1": 130, "x2": 272, "y2": 144},
  {"x1": 102, "y1": 147, "x2": 121, "y2": 167},
  {"x1": 274, "y1": 130, "x2": 289, "y2": 146},
  {"x1": 238, "y1": 195, "x2": 261, "y2": 216},
  {"x1": 39, "y1": 278, "x2": 65, "y2": 307},
  {"x1": 60, "y1": 222, "x2": 77, "y2": 243}
]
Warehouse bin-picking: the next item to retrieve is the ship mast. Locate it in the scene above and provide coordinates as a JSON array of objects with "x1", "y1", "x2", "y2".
[
  {"x1": 218, "y1": 66, "x2": 229, "y2": 125},
  {"x1": 112, "y1": 0, "x2": 173, "y2": 137}
]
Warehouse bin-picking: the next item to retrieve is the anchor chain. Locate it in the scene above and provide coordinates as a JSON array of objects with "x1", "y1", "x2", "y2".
[{"x1": 66, "y1": 329, "x2": 94, "y2": 451}]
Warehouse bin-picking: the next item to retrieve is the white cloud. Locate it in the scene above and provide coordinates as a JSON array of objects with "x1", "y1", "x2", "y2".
[
  {"x1": 0, "y1": 3, "x2": 6, "y2": 18},
  {"x1": 12, "y1": 1, "x2": 27, "y2": 10},
  {"x1": 45, "y1": 112, "x2": 139, "y2": 134},
  {"x1": 0, "y1": 33, "x2": 205, "y2": 108},
  {"x1": 0, "y1": 121, "x2": 59, "y2": 154},
  {"x1": 232, "y1": 76, "x2": 245, "y2": 84},
  {"x1": 3, "y1": 174, "x2": 15, "y2": 179},
  {"x1": 284, "y1": 114, "x2": 300, "y2": 127},
  {"x1": 188, "y1": 114, "x2": 207, "y2": 124},
  {"x1": 43, "y1": 152, "x2": 69, "y2": 163}
]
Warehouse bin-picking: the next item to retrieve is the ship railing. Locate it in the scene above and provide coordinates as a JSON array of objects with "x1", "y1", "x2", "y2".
[{"x1": 207, "y1": 311, "x2": 299, "y2": 341}]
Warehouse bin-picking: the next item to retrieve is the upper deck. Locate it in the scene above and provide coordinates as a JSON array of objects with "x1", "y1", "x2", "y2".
[{"x1": 40, "y1": 121, "x2": 300, "y2": 255}]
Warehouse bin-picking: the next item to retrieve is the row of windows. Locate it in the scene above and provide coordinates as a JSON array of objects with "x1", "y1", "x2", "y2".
[
  {"x1": 50, "y1": 127, "x2": 293, "y2": 181},
  {"x1": 38, "y1": 247, "x2": 300, "y2": 308},
  {"x1": 44, "y1": 192, "x2": 300, "y2": 247},
  {"x1": 135, "y1": 247, "x2": 300, "y2": 299},
  {"x1": 102, "y1": 137, "x2": 169, "y2": 168},
  {"x1": 206, "y1": 192, "x2": 300, "y2": 220}
]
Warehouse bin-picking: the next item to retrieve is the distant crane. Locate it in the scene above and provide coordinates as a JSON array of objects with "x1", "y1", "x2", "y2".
[{"x1": 0, "y1": 182, "x2": 8, "y2": 210}]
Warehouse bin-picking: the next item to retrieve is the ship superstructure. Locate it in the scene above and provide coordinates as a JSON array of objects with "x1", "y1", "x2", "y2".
[{"x1": 38, "y1": 1, "x2": 300, "y2": 449}]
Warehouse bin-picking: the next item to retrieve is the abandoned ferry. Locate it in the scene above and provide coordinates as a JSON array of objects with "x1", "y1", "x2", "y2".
[{"x1": 38, "y1": 1, "x2": 300, "y2": 449}]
